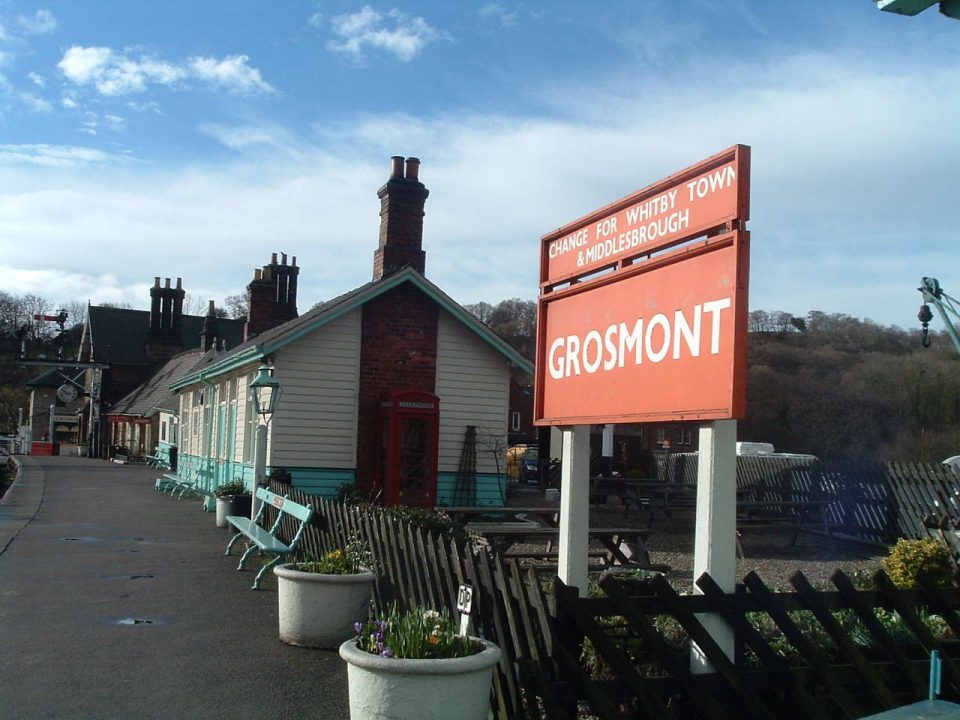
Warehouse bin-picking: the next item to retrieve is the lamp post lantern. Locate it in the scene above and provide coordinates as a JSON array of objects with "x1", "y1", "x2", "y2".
[{"x1": 249, "y1": 364, "x2": 282, "y2": 520}]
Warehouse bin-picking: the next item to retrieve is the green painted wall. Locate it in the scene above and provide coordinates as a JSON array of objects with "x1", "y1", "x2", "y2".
[
  {"x1": 171, "y1": 453, "x2": 506, "y2": 507},
  {"x1": 436, "y1": 472, "x2": 508, "y2": 507}
]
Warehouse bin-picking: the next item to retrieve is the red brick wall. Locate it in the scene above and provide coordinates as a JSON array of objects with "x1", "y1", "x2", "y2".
[{"x1": 355, "y1": 283, "x2": 438, "y2": 494}]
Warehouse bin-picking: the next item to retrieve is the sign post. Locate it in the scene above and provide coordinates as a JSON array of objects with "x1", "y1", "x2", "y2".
[
  {"x1": 557, "y1": 425, "x2": 590, "y2": 592},
  {"x1": 535, "y1": 145, "x2": 751, "y2": 663},
  {"x1": 691, "y1": 419, "x2": 737, "y2": 672}
]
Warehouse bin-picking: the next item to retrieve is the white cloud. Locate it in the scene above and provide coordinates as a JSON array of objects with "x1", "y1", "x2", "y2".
[
  {"x1": 0, "y1": 144, "x2": 112, "y2": 167},
  {"x1": 57, "y1": 46, "x2": 271, "y2": 98},
  {"x1": 27, "y1": 71, "x2": 45, "y2": 88},
  {"x1": 18, "y1": 90, "x2": 51, "y2": 113},
  {"x1": 308, "y1": 12, "x2": 324, "y2": 28},
  {"x1": 61, "y1": 95, "x2": 77, "y2": 109},
  {"x1": 197, "y1": 122, "x2": 298, "y2": 157},
  {"x1": 326, "y1": 6, "x2": 447, "y2": 63},
  {"x1": 478, "y1": 3, "x2": 520, "y2": 27},
  {"x1": 17, "y1": 9, "x2": 56, "y2": 35},
  {"x1": 104, "y1": 114, "x2": 125, "y2": 131},
  {"x1": 188, "y1": 55, "x2": 273, "y2": 94}
]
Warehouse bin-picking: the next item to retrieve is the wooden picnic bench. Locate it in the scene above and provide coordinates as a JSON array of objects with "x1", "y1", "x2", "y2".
[
  {"x1": 466, "y1": 523, "x2": 665, "y2": 570},
  {"x1": 441, "y1": 506, "x2": 560, "y2": 527},
  {"x1": 225, "y1": 487, "x2": 314, "y2": 589}
]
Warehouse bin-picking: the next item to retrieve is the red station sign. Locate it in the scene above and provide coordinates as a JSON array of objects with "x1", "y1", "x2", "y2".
[{"x1": 535, "y1": 145, "x2": 751, "y2": 426}]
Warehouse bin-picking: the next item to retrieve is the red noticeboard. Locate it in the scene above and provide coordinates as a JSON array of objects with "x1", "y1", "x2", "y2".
[{"x1": 535, "y1": 145, "x2": 751, "y2": 426}]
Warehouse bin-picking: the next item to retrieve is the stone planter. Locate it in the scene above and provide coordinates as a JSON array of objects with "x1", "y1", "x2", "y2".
[
  {"x1": 274, "y1": 565, "x2": 375, "y2": 648},
  {"x1": 339, "y1": 637, "x2": 501, "y2": 720},
  {"x1": 215, "y1": 494, "x2": 251, "y2": 528}
]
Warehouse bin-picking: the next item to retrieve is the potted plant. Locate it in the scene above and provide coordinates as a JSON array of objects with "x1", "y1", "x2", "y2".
[
  {"x1": 214, "y1": 480, "x2": 251, "y2": 528},
  {"x1": 274, "y1": 539, "x2": 375, "y2": 649},
  {"x1": 339, "y1": 605, "x2": 501, "y2": 720}
]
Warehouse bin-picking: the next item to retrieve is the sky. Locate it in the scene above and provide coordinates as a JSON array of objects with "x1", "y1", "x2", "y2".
[{"x1": 0, "y1": 1, "x2": 958, "y2": 330}]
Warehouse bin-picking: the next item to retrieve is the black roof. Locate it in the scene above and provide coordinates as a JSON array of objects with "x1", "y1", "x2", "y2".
[
  {"x1": 85, "y1": 306, "x2": 245, "y2": 366},
  {"x1": 111, "y1": 350, "x2": 205, "y2": 417}
]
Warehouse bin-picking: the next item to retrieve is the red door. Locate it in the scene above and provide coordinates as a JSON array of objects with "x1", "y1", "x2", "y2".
[{"x1": 379, "y1": 390, "x2": 439, "y2": 507}]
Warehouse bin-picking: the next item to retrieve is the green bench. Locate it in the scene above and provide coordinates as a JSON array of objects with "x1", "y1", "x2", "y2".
[
  {"x1": 155, "y1": 470, "x2": 199, "y2": 499},
  {"x1": 224, "y1": 487, "x2": 314, "y2": 590}
]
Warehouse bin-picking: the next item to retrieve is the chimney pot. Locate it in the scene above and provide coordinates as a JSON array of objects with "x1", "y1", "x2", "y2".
[
  {"x1": 154, "y1": 277, "x2": 161, "y2": 287},
  {"x1": 405, "y1": 157, "x2": 420, "y2": 181},
  {"x1": 254, "y1": 269, "x2": 262, "y2": 281},
  {"x1": 390, "y1": 156, "x2": 404, "y2": 180},
  {"x1": 176, "y1": 277, "x2": 182, "y2": 289},
  {"x1": 207, "y1": 300, "x2": 215, "y2": 316},
  {"x1": 271, "y1": 252, "x2": 277, "y2": 264},
  {"x1": 164, "y1": 277, "x2": 171, "y2": 288},
  {"x1": 281, "y1": 252, "x2": 287, "y2": 265},
  {"x1": 292, "y1": 256, "x2": 297, "y2": 267}
]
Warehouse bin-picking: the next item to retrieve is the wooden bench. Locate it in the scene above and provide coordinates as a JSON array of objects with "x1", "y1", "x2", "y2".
[{"x1": 224, "y1": 488, "x2": 314, "y2": 590}]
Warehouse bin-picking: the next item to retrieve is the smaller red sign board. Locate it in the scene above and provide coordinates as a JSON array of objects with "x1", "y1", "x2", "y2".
[{"x1": 540, "y1": 145, "x2": 749, "y2": 289}]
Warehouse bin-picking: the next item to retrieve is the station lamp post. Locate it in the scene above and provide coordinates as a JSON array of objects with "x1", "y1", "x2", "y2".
[{"x1": 249, "y1": 363, "x2": 282, "y2": 520}]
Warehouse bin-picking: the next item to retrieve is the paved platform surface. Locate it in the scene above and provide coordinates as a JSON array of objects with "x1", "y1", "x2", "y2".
[{"x1": 0, "y1": 456, "x2": 350, "y2": 719}]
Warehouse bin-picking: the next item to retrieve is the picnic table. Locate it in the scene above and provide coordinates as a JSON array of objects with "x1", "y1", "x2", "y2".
[
  {"x1": 465, "y1": 522, "x2": 666, "y2": 571},
  {"x1": 440, "y1": 506, "x2": 560, "y2": 527}
]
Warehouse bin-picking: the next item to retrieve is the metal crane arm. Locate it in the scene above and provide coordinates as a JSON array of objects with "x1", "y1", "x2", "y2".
[{"x1": 919, "y1": 277, "x2": 960, "y2": 356}]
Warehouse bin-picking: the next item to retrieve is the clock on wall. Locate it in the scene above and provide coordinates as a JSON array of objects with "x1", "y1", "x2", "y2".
[{"x1": 57, "y1": 383, "x2": 78, "y2": 403}]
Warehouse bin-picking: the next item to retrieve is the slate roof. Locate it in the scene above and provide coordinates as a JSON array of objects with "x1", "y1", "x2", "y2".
[
  {"x1": 172, "y1": 267, "x2": 533, "y2": 389},
  {"x1": 110, "y1": 349, "x2": 206, "y2": 417},
  {"x1": 85, "y1": 306, "x2": 246, "y2": 366}
]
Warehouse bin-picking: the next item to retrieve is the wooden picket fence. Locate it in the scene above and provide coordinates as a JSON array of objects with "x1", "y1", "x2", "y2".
[{"x1": 551, "y1": 569, "x2": 960, "y2": 719}]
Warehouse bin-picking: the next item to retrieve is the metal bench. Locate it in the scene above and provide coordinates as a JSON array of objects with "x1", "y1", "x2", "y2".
[
  {"x1": 155, "y1": 470, "x2": 199, "y2": 499},
  {"x1": 224, "y1": 488, "x2": 314, "y2": 590}
]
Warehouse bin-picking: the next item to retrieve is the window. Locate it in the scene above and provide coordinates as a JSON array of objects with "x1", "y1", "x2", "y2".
[
  {"x1": 679, "y1": 427, "x2": 694, "y2": 446},
  {"x1": 242, "y1": 372, "x2": 256, "y2": 463},
  {"x1": 510, "y1": 411, "x2": 521, "y2": 432},
  {"x1": 160, "y1": 421, "x2": 167, "y2": 442}
]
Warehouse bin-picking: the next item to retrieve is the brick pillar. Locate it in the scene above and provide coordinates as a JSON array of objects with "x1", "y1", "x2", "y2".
[{"x1": 355, "y1": 284, "x2": 438, "y2": 496}]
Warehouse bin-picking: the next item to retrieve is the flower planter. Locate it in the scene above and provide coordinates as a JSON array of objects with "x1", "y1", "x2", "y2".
[
  {"x1": 338, "y1": 637, "x2": 501, "y2": 720},
  {"x1": 215, "y1": 494, "x2": 251, "y2": 528},
  {"x1": 274, "y1": 565, "x2": 375, "y2": 648}
]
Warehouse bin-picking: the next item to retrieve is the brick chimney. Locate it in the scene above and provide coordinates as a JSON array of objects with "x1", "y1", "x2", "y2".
[
  {"x1": 200, "y1": 300, "x2": 221, "y2": 352},
  {"x1": 244, "y1": 253, "x2": 300, "y2": 341},
  {"x1": 373, "y1": 156, "x2": 429, "y2": 281},
  {"x1": 146, "y1": 277, "x2": 186, "y2": 362}
]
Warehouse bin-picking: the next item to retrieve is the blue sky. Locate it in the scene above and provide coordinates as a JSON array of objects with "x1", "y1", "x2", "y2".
[{"x1": 1, "y1": 1, "x2": 958, "y2": 330}]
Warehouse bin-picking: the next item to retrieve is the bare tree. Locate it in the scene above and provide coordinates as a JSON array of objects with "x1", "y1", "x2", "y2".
[{"x1": 224, "y1": 293, "x2": 248, "y2": 320}]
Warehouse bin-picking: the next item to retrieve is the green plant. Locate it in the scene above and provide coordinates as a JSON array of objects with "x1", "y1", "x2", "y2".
[
  {"x1": 291, "y1": 537, "x2": 372, "y2": 575},
  {"x1": 353, "y1": 605, "x2": 482, "y2": 659},
  {"x1": 214, "y1": 480, "x2": 248, "y2": 498},
  {"x1": 882, "y1": 538, "x2": 955, "y2": 589}
]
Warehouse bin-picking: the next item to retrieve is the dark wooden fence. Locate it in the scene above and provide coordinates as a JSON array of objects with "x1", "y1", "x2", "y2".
[
  {"x1": 659, "y1": 456, "x2": 960, "y2": 554},
  {"x1": 265, "y1": 467, "x2": 960, "y2": 720},
  {"x1": 552, "y1": 569, "x2": 960, "y2": 719}
]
